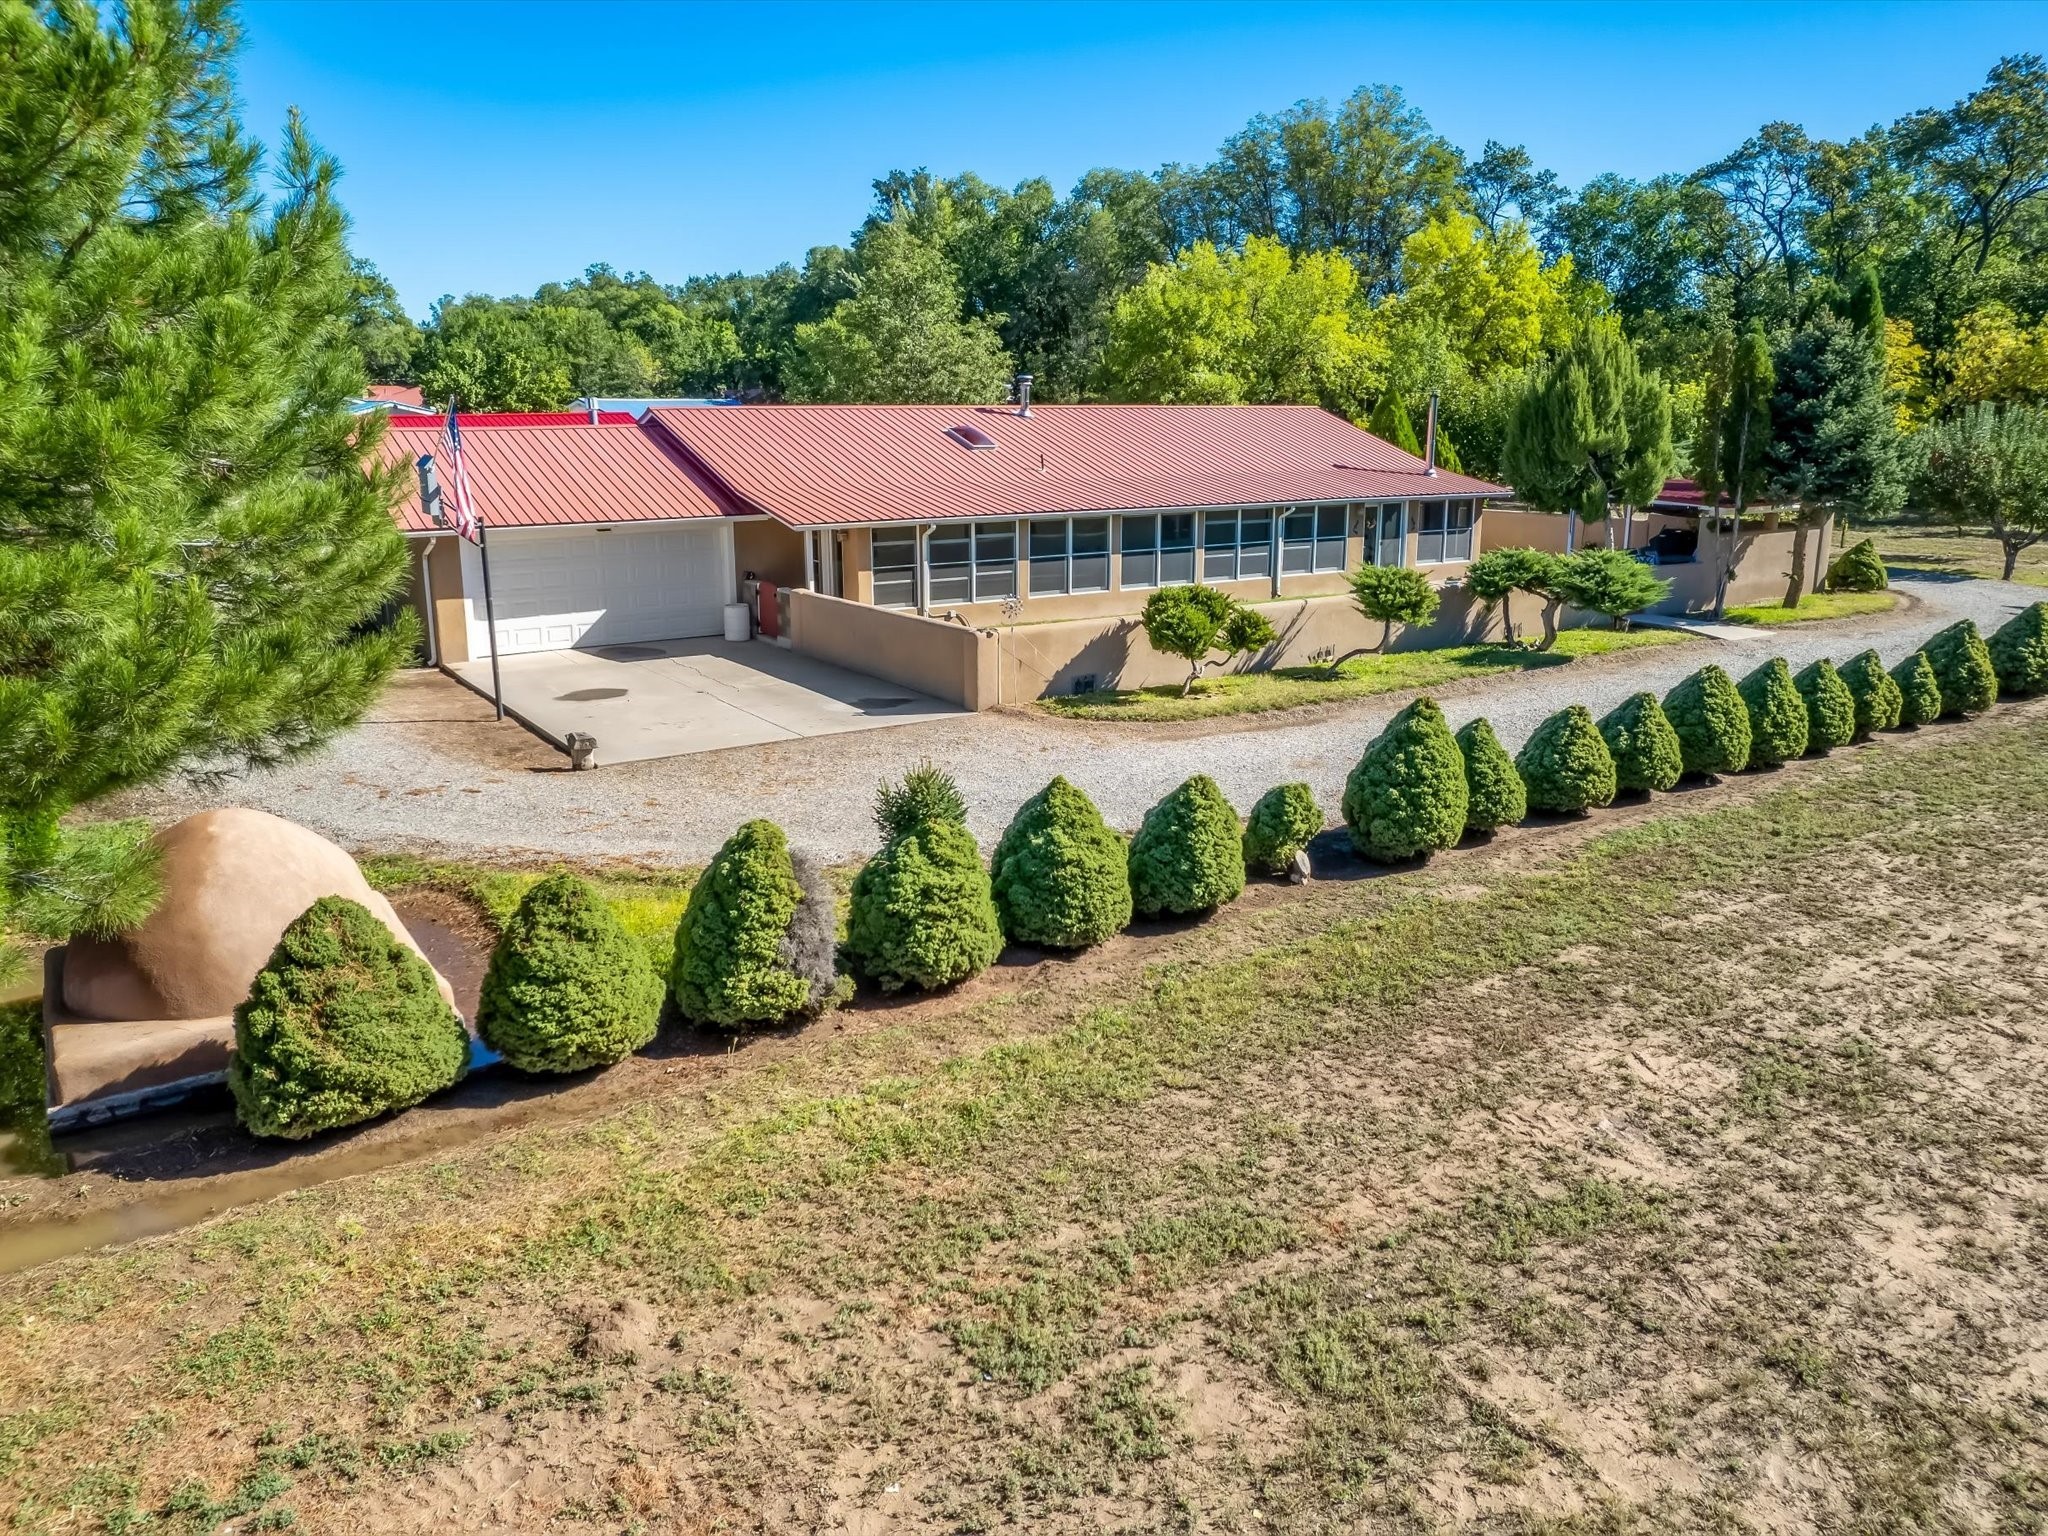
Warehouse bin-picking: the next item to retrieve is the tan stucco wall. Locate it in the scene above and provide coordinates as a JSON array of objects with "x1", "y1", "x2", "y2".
[
  {"x1": 404, "y1": 536, "x2": 472, "y2": 666},
  {"x1": 788, "y1": 589, "x2": 995, "y2": 709},
  {"x1": 734, "y1": 517, "x2": 806, "y2": 589},
  {"x1": 1479, "y1": 507, "x2": 1694, "y2": 555}
]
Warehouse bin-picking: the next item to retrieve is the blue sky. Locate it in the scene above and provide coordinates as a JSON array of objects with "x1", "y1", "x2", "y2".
[{"x1": 231, "y1": 1, "x2": 2048, "y2": 319}]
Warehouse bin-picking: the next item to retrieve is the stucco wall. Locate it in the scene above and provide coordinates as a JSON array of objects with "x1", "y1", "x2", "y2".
[
  {"x1": 734, "y1": 517, "x2": 805, "y2": 590},
  {"x1": 787, "y1": 589, "x2": 996, "y2": 710}
]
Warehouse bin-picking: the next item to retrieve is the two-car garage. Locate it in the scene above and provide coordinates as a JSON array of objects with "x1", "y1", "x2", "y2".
[{"x1": 459, "y1": 521, "x2": 735, "y2": 658}]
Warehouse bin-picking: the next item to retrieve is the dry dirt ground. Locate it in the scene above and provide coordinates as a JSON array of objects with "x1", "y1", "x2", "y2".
[{"x1": 4, "y1": 703, "x2": 2047, "y2": 1535}]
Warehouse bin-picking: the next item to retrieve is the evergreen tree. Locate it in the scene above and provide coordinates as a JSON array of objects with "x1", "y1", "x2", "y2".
[
  {"x1": 1342, "y1": 698, "x2": 1468, "y2": 860},
  {"x1": 1793, "y1": 660, "x2": 1858, "y2": 754},
  {"x1": 480, "y1": 874, "x2": 662, "y2": 1071},
  {"x1": 1921, "y1": 619, "x2": 2000, "y2": 716},
  {"x1": 1838, "y1": 650, "x2": 1905, "y2": 737},
  {"x1": 1368, "y1": 392, "x2": 1423, "y2": 454},
  {"x1": 1915, "y1": 404, "x2": 2048, "y2": 582},
  {"x1": 1709, "y1": 324, "x2": 1776, "y2": 615},
  {"x1": 1454, "y1": 717, "x2": 1526, "y2": 833},
  {"x1": 0, "y1": 1, "x2": 413, "y2": 980},
  {"x1": 1891, "y1": 651, "x2": 1944, "y2": 727},
  {"x1": 1989, "y1": 602, "x2": 2048, "y2": 696},
  {"x1": 1515, "y1": 705, "x2": 1618, "y2": 814},
  {"x1": 1692, "y1": 333, "x2": 1732, "y2": 511},
  {"x1": 1663, "y1": 664, "x2": 1753, "y2": 778},
  {"x1": 1846, "y1": 266, "x2": 1885, "y2": 339},
  {"x1": 1242, "y1": 784, "x2": 1325, "y2": 875},
  {"x1": 1128, "y1": 776, "x2": 1245, "y2": 916},
  {"x1": 991, "y1": 777, "x2": 1132, "y2": 947},
  {"x1": 1597, "y1": 693, "x2": 1685, "y2": 793},
  {"x1": 1738, "y1": 658, "x2": 1811, "y2": 766},
  {"x1": 1503, "y1": 317, "x2": 1673, "y2": 539}
]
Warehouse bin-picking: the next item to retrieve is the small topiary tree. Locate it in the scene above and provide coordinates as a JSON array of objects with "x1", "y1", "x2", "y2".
[
  {"x1": 1515, "y1": 705, "x2": 1618, "y2": 813},
  {"x1": 670, "y1": 819, "x2": 841, "y2": 1028},
  {"x1": 1662, "y1": 664, "x2": 1753, "y2": 778},
  {"x1": 1242, "y1": 783, "x2": 1324, "y2": 874},
  {"x1": 1465, "y1": 547, "x2": 1561, "y2": 646},
  {"x1": 1597, "y1": 693, "x2": 1683, "y2": 794},
  {"x1": 1738, "y1": 658, "x2": 1811, "y2": 766},
  {"x1": 990, "y1": 776, "x2": 1132, "y2": 948},
  {"x1": 1921, "y1": 619, "x2": 1999, "y2": 717},
  {"x1": 479, "y1": 873, "x2": 661, "y2": 1072},
  {"x1": 1128, "y1": 775, "x2": 1246, "y2": 916},
  {"x1": 229, "y1": 896, "x2": 469, "y2": 1140},
  {"x1": 1838, "y1": 649, "x2": 1904, "y2": 737},
  {"x1": 846, "y1": 818, "x2": 1003, "y2": 992},
  {"x1": 1793, "y1": 660, "x2": 1857, "y2": 755},
  {"x1": 1337, "y1": 564, "x2": 1441, "y2": 666},
  {"x1": 874, "y1": 761, "x2": 968, "y2": 841},
  {"x1": 1826, "y1": 537, "x2": 1888, "y2": 592},
  {"x1": 1891, "y1": 651, "x2": 1944, "y2": 727},
  {"x1": 1454, "y1": 717, "x2": 1526, "y2": 834},
  {"x1": 1140, "y1": 585, "x2": 1278, "y2": 696},
  {"x1": 1550, "y1": 548, "x2": 1672, "y2": 630},
  {"x1": 1341, "y1": 697, "x2": 1468, "y2": 861},
  {"x1": 1988, "y1": 601, "x2": 2048, "y2": 697}
]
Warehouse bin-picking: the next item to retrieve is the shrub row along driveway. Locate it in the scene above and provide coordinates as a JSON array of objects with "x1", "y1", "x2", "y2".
[{"x1": 108, "y1": 573, "x2": 2040, "y2": 863}]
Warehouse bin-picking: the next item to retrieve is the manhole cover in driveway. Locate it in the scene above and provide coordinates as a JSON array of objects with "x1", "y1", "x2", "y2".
[
  {"x1": 856, "y1": 696, "x2": 915, "y2": 710},
  {"x1": 594, "y1": 645, "x2": 665, "y2": 661},
  {"x1": 557, "y1": 687, "x2": 629, "y2": 702}
]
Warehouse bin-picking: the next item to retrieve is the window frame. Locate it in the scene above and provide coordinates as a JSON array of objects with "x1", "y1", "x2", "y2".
[
  {"x1": 1416, "y1": 499, "x2": 1474, "y2": 565},
  {"x1": 1280, "y1": 503, "x2": 1348, "y2": 575},
  {"x1": 926, "y1": 518, "x2": 1019, "y2": 606},
  {"x1": 1118, "y1": 512, "x2": 1197, "y2": 589},
  {"x1": 871, "y1": 528, "x2": 919, "y2": 610},
  {"x1": 1202, "y1": 508, "x2": 1275, "y2": 583},
  {"x1": 1027, "y1": 515, "x2": 1112, "y2": 597}
]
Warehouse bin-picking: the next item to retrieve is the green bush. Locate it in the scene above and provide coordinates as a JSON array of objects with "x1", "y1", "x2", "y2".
[
  {"x1": 1596, "y1": 692, "x2": 1683, "y2": 793},
  {"x1": 874, "y1": 761, "x2": 967, "y2": 841},
  {"x1": 1738, "y1": 658, "x2": 1810, "y2": 766},
  {"x1": 1241, "y1": 782, "x2": 1324, "y2": 874},
  {"x1": 1129, "y1": 775, "x2": 1245, "y2": 916},
  {"x1": 479, "y1": 873, "x2": 661, "y2": 1071},
  {"x1": 671, "y1": 820, "x2": 840, "y2": 1028},
  {"x1": 1826, "y1": 537, "x2": 1889, "y2": 592},
  {"x1": 1341, "y1": 698, "x2": 1468, "y2": 860},
  {"x1": 1550, "y1": 547, "x2": 1672, "y2": 628},
  {"x1": 1792, "y1": 660, "x2": 1857, "y2": 755},
  {"x1": 1838, "y1": 649, "x2": 1904, "y2": 736},
  {"x1": 1988, "y1": 601, "x2": 2048, "y2": 696},
  {"x1": 1140, "y1": 585, "x2": 1278, "y2": 695},
  {"x1": 1922, "y1": 619, "x2": 1999, "y2": 716},
  {"x1": 1515, "y1": 705, "x2": 1618, "y2": 813},
  {"x1": 846, "y1": 818, "x2": 1004, "y2": 991},
  {"x1": 1662, "y1": 664, "x2": 1753, "y2": 777},
  {"x1": 991, "y1": 776, "x2": 1132, "y2": 947},
  {"x1": 1454, "y1": 717, "x2": 1526, "y2": 833},
  {"x1": 229, "y1": 896, "x2": 468, "y2": 1140},
  {"x1": 1891, "y1": 651, "x2": 1944, "y2": 727}
]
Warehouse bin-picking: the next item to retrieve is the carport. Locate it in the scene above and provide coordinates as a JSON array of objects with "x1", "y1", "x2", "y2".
[{"x1": 449, "y1": 636, "x2": 965, "y2": 764}]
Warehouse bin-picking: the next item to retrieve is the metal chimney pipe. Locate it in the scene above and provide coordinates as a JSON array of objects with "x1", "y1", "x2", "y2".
[
  {"x1": 586, "y1": 396, "x2": 601, "y2": 425},
  {"x1": 1423, "y1": 391, "x2": 1439, "y2": 477},
  {"x1": 1014, "y1": 373, "x2": 1033, "y2": 417}
]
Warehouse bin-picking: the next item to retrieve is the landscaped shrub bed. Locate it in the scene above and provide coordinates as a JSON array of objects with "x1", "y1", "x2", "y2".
[
  {"x1": 1989, "y1": 602, "x2": 2048, "y2": 697},
  {"x1": 1793, "y1": 659, "x2": 1857, "y2": 756},
  {"x1": 991, "y1": 776, "x2": 1132, "y2": 947},
  {"x1": 1922, "y1": 620, "x2": 1999, "y2": 717},
  {"x1": 1342, "y1": 698, "x2": 1467, "y2": 861},
  {"x1": 1242, "y1": 782, "x2": 1324, "y2": 875},
  {"x1": 479, "y1": 872, "x2": 661, "y2": 1072},
  {"x1": 671, "y1": 819, "x2": 842, "y2": 1027},
  {"x1": 1662, "y1": 664, "x2": 1752, "y2": 778},
  {"x1": 1454, "y1": 717, "x2": 1526, "y2": 834},
  {"x1": 1516, "y1": 705, "x2": 1618, "y2": 814},
  {"x1": 1738, "y1": 658, "x2": 1811, "y2": 766},
  {"x1": 1597, "y1": 693, "x2": 1683, "y2": 794},
  {"x1": 1130, "y1": 774, "x2": 1245, "y2": 916},
  {"x1": 1839, "y1": 649, "x2": 1903, "y2": 737}
]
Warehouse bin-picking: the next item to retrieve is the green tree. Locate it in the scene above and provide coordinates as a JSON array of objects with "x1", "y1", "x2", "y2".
[
  {"x1": 1340, "y1": 565, "x2": 1441, "y2": 663},
  {"x1": 479, "y1": 873, "x2": 661, "y2": 1071},
  {"x1": 1707, "y1": 323, "x2": 1777, "y2": 615},
  {"x1": 1838, "y1": 649, "x2": 1905, "y2": 736},
  {"x1": 0, "y1": 0, "x2": 413, "y2": 980},
  {"x1": 1454, "y1": 717, "x2": 1526, "y2": 833},
  {"x1": 1663, "y1": 664, "x2": 1753, "y2": 777},
  {"x1": 1140, "y1": 586, "x2": 1277, "y2": 696},
  {"x1": 1128, "y1": 775, "x2": 1245, "y2": 917},
  {"x1": 1550, "y1": 548, "x2": 1672, "y2": 629},
  {"x1": 1341, "y1": 698, "x2": 1468, "y2": 861},
  {"x1": 1989, "y1": 601, "x2": 2048, "y2": 695},
  {"x1": 846, "y1": 818, "x2": 1004, "y2": 992},
  {"x1": 1242, "y1": 783, "x2": 1324, "y2": 874},
  {"x1": 1597, "y1": 693, "x2": 1685, "y2": 793},
  {"x1": 1738, "y1": 658, "x2": 1811, "y2": 766},
  {"x1": 1516, "y1": 705, "x2": 1618, "y2": 814},
  {"x1": 347, "y1": 260, "x2": 420, "y2": 383},
  {"x1": 1368, "y1": 391, "x2": 1423, "y2": 453},
  {"x1": 1503, "y1": 318, "x2": 1674, "y2": 543},
  {"x1": 1921, "y1": 619, "x2": 2000, "y2": 716},
  {"x1": 1793, "y1": 660, "x2": 1858, "y2": 755},
  {"x1": 1891, "y1": 651, "x2": 1944, "y2": 726},
  {"x1": 1915, "y1": 402, "x2": 2048, "y2": 580},
  {"x1": 1464, "y1": 546, "x2": 1563, "y2": 648},
  {"x1": 670, "y1": 819, "x2": 838, "y2": 1028},
  {"x1": 1459, "y1": 141, "x2": 1564, "y2": 234},
  {"x1": 990, "y1": 777, "x2": 1132, "y2": 947}
]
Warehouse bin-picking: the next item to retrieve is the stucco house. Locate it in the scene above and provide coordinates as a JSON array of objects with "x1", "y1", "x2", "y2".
[{"x1": 382, "y1": 396, "x2": 1509, "y2": 705}]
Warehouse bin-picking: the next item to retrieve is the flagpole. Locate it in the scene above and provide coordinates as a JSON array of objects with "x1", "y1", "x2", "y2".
[{"x1": 478, "y1": 518, "x2": 504, "y2": 721}]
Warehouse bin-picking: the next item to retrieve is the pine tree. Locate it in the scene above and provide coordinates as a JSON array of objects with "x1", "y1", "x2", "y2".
[
  {"x1": 0, "y1": 2, "x2": 412, "y2": 979},
  {"x1": 1503, "y1": 317, "x2": 1673, "y2": 538},
  {"x1": 1368, "y1": 392, "x2": 1423, "y2": 455}
]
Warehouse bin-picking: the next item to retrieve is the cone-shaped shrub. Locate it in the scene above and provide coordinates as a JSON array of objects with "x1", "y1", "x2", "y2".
[
  {"x1": 1738, "y1": 658, "x2": 1810, "y2": 766},
  {"x1": 1792, "y1": 660, "x2": 1857, "y2": 756},
  {"x1": 1597, "y1": 692, "x2": 1683, "y2": 794},
  {"x1": 1922, "y1": 619, "x2": 1998, "y2": 716},
  {"x1": 1662, "y1": 664, "x2": 1752, "y2": 778},
  {"x1": 1838, "y1": 649, "x2": 1903, "y2": 736},
  {"x1": 672, "y1": 820, "x2": 842, "y2": 1027},
  {"x1": 1242, "y1": 783, "x2": 1324, "y2": 875},
  {"x1": 480, "y1": 873, "x2": 661, "y2": 1071},
  {"x1": 847, "y1": 818, "x2": 1003, "y2": 991},
  {"x1": 1455, "y1": 718, "x2": 1526, "y2": 834},
  {"x1": 991, "y1": 776, "x2": 1132, "y2": 947},
  {"x1": 1342, "y1": 698, "x2": 1468, "y2": 861},
  {"x1": 229, "y1": 896, "x2": 468, "y2": 1140},
  {"x1": 1515, "y1": 705, "x2": 1618, "y2": 813},
  {"x1": 1825, "y1": 538, "x2": 1888, "y2": 592},
  {"x1": 1129, "y1": 774, "x2": 1246, "y2": 916},
  {"x1": 1892, "y1": 651, "x2": 1943, "y2": 727},
  {"x1": 1989, "y1": 602, "x2": 2048, "y2": 697}
]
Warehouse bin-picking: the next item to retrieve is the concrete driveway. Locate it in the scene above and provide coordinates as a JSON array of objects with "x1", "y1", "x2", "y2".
[{"x1": 450, "y1": 637, "x2": 964, "y2": 764}]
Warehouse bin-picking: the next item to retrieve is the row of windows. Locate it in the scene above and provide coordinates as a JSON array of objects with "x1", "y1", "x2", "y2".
[{"x1": 871, "y1": 502, "x2": 1475, "y2": 608}]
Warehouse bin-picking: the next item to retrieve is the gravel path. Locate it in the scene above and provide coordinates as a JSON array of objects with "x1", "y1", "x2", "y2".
[{"x1": 110, "y1": 573, "x2": 2040, "y2": 864}]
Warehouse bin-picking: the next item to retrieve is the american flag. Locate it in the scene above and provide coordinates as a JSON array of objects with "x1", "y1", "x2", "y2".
[{"x1": 434, "y1": 400, "x2": 480, "y2": 544}]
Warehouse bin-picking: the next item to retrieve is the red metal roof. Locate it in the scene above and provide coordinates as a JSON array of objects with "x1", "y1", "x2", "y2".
[
  {"x1": 644, "y1": 403, "x2": 1506, "y2": 527},
  {"x1": 366, "y1": 384, "x2": 425, "y2": 407},
  {"x1": 384, "y1": 411, "x2": 639, "y2": 431},
  {"x1": 1650, "y1": 476, "x2": 1791, "y2": 513},
  {"x1": 375, "y1": 417, "x2": 734, "y2": 533}
]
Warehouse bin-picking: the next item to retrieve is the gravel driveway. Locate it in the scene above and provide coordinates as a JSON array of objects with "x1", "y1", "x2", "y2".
[{"x1": 109, "y1": 573, "x2": 2040, "y2": 864}]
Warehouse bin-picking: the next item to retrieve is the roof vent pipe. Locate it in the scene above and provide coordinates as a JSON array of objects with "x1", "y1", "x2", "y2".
[
  {"x1": 587, "y1": 396, "x2": 601, "y2": 425},
  {"x1": 1013, "y1": 373, "x2": 1033, "y2": 418},
  {"x1": 1423, "y1": 391, "x2": 1439, "y2": 477}
]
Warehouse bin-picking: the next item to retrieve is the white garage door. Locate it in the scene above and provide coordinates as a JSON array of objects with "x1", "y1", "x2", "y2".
[{"x1": 467, "y1": 523, "x2": 732, "y2": 656}]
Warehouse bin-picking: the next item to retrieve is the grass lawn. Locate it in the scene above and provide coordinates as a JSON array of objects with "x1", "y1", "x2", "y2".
[
  {"x1": 1852, "y1": 515, "x2": 2048, "y2": 588},
  {"x1": 1036, "y1": 626, "x2": 1688, "y2": 722},
  {"x1": 4, "y1": 702, "x2": 2045, "y2": 1532},
  {"x1": 1723, "y1": 589, "x2": 1902, "y2": 626}
]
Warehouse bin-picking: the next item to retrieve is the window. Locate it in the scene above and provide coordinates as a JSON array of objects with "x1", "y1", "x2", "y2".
[
  {"x1": 872, "y1": 529, "x2": 918, "y2": 608},
  {"x1": 1371, "y1": 503, "x2": 1405, "y2": 568},
  {"x1": 1202, "y1": 509, "x2": 1273, "y2": 582},
  {"x1": 1028, "y1": 516, "x2": 1112, "y2": 596},
  {"x1": 928, "y1": 520, "x2": 1017, "y2": 604},
  {"x1": 944, "y1": 423, "x2": 997, "y2": 450},
  {"x1": 1119, "y1": 512, "x2": 1195, "y2": 587},
  {"x1": 1417, "y1": 500, "x2": 1474, "y2": 564},
  {"x1": 1281, "y1": 505, "x2": 1347, "y2": 574}
]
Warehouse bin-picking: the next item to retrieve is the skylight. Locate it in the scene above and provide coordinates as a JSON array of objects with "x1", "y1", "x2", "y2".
[{"x1": 945, "y1": 423, "x2": 998, "y2": 451}]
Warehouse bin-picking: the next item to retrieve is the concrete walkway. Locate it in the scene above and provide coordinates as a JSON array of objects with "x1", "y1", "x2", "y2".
[
  {"x1": 449, "y1": 637, "x2": 963, "y2": 764},
  {"x1": 112, "y1": 573, "x2": 2041, "y2": 864}
]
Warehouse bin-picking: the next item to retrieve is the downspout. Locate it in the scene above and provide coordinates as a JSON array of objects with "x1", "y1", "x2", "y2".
[{"x1": 419, "y1": 537, "x2": 440, "y2": 668}]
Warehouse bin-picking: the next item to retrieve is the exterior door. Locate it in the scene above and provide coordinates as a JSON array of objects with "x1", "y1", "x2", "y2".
[{"x1": 467, "y1": 523, "x2": 732, "y2": 656}]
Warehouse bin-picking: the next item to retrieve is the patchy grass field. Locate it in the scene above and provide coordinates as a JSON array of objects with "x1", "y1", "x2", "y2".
[
  {"x1": 3, "y1": 704, "x2": 2047, "y2": 1534},
  {"x1": 1723, "y1": 590, "x2": 1902, "y2": 626},
  {"x1": 1854, "y1": 516, "x2": 2048, "y2": 587},
  {"x1": 1038, "y1": 628, "x2": 1687, "y2": 722}
]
